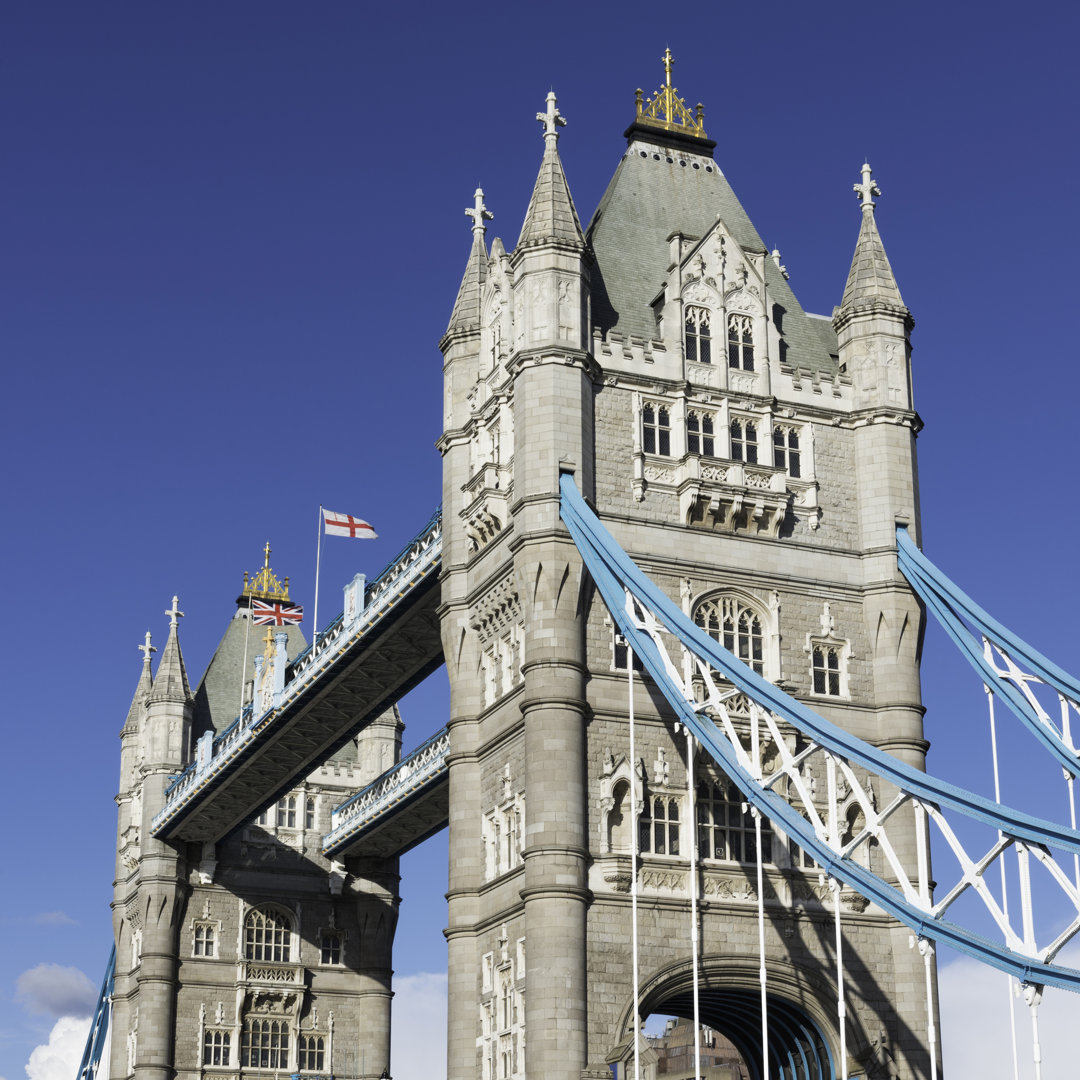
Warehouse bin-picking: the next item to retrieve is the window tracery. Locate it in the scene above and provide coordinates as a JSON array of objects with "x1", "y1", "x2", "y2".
[
  {"x1": 202, "y1": 1029, "x2": 231, "y2": 1067},
  {"x1": 727, "y1": 313, "x2": 755, "y2": 370},
  {"x1": 696, "y1": 774, "x2": 773, "y2": 863},
  {"x1": 772, "y1": 425, "x2": 801, "y2": 477},
  {"x1": 730, "y1": 418, "x2": 758, "y2": 463},
  {"x1": 693, "y1": 596, "x2": 765, "y2": 675},
  {"x1": 243, "y1": 907, "x2": 292, "y2": 964},
  {"x1": 642, "y1": 402, "x2": 671, "y2": 456},
  {"x1": 687, "y1": 410, "x2": 716, "y2": 456},
  {"x1": 639, "y1": 795, "x2": 680, "y2": 855},
  {"x1": 241, "y1": 1018, "x2": 289, "y2": 1070},
  {"x1": 684, "y1": 306, "x2": 712, "y2": 364}
]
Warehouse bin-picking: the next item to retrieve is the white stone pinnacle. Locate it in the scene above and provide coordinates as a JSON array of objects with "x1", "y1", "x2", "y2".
[
  {"x1": 854, "y1": 162, "x2": 881, "y2": 212},
  {"x1": 165, "y1": 595, "x2": 184, "y2": 628},
  {"x1": 536, "y1": 90, "x2": 565, "y2": 142},
  {"x1": 138, "y1": 630, "x2": 156, "y2": 663},
  {"x1": 465, "y1": 187, "x2": 493, "y2": 234}
]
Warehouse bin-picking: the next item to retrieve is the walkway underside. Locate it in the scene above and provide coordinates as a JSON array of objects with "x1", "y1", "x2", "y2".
[{"x1": 154, "y1": 576, "x2": 444, "y2": 843}]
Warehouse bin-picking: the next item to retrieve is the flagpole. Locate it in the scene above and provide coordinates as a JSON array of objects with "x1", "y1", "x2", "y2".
[
  {"x1": 239, "y1": 583, "x2": 252, "y2": 717},
  {"x1": 313, "y1": 505, "x2": 323, "y2": 656}
]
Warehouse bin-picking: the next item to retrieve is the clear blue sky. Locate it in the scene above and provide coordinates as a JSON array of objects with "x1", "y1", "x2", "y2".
[{"x1": 3, "y1": 3, "x2": 1080, "y2": 1077}]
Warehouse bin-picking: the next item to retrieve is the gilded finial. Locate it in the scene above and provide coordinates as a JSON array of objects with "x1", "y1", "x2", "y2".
[
  {"x1": 635, "y1": 50, "x2": 708, "y2": 140},
  {"x1": 855, "y1": 162, "x2": 881, "y2": 213},
  {"x1": 242, "y1": 543, "x2": 291, "y2": 601},
  {"x1": 262, "y1": 627, "x2": 275, "y2": 654}
]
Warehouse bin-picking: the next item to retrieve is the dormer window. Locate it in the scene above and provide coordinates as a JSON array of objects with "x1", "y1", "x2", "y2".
[
  {"x1": 685, "y1": 306, "x2": 712, "y2": 364},
  {"x1": 730, "y1": 419, "x2": 757, "y2": 464},
  {"x1": 728, "y1": 313, "x2": 755, "y2": 371},
  {"x1": 687, "y1": 411, "x2": 715, "y2": 456},
  {"x1": 642, "y1": 403, "x2": 671, "y2": 456}
]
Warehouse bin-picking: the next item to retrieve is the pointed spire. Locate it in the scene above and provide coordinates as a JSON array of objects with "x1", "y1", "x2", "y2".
[
  {"x1": 840, "y1": 163, "x2": 906, "y2": 310},
  {"x1": 517, "y1": 91, "x2": 585, "y2": 251},
  {"x1": 124, "y1": 632, "x2": 156, "y2": 729},
  {"x1": 445, "y1": 188, "x2": 491, "y2": 336},
  {"x1": 149, "y1": 596, "x2": 192, "y2": 704}
]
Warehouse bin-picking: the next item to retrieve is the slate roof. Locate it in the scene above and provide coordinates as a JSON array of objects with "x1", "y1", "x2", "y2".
[
  {"x1": 840, "y1": 208, "x2": 905, "y2": 310},
  {"x1": 517, "y1": 139, "x2": 586, "y2": 251},
  {"x1": 445, "y1": 230, "x2": 488, "y2": 337},
  {"x1": 586, "y1": 142, "x2": 838, "y2": 375}
]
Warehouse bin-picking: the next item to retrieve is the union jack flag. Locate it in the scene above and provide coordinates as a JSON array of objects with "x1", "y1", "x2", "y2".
[
  {"x1": 251, "y1": 600, "x2": 304, "y2": 626},
  {"x1": 323, "y1": 509, "x2": 377, "y2": 539}
]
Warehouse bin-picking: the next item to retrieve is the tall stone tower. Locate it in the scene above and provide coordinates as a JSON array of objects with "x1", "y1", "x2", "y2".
[
  {"x1": 438, "y1": 54, "x2": 934, "y2": 1080},
  {"x1": 111, "y1": 551, "x2": 403, "y2": 1080}
]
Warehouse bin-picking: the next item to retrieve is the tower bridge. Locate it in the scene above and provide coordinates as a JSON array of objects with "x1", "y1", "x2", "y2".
[{"x1": 92, "y1": 54, "x2": 1080, "y2": 1080}]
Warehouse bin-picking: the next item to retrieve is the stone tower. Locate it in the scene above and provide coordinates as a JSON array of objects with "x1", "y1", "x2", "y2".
[
  {"x1": 111, "y1": 552, "x2": 403, "y2": 1080},
  {"x1": 438, "y1": 54, "x2": 935, "y2": 1080}
]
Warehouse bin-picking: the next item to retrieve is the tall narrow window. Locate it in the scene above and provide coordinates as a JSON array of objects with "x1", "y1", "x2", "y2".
[
  {"x1": 685, "y1": 307, "x2": 712, "y2": 364},
  {"x1": 298, "y1": 1034, "x2": 325, "y2": 1072},
  {"x1": 305, "y1": 797, "x2": 316, "y2": 831},
  {"x1": 319, "y1": 932, "x2": 342, "y2": 965},
  {"x1": 242, "y1": 1018, "x2": 289, "y2": 1069},
  {"x1": 687, "y1": 411, "x2": 715, "y2": 456},
  {"x1": 639, "y1": 796, "x2": 680, "y2": 855},
  {"x1": 812, "y1": 645, "x2": 842, "y2": 696},
  {"x1": 694, "y1": 597, "x2": 765, "y2": 676},
  {"x1": 697, "y1": 776, "x2": 773, "y2": 863},
  {"x1": 728, "y1": 313, "x2": 755, "y2": 370},
  {"x1": 244, "y1": 908, "x2": 291, "y2": 963},
  {"x1": 773, "y1": 426, "x2": 801, "y2": 477},
  {"x1": 192, "y1": 922, "x2": 215, "y2": 957},
  {"x1": 730, "y1": 419, "x2": 758, "y2": 464},
  {"x1": 642, "y1": 404, "x2": 671, "y2": 456},
  {"x1": 203, "y1": 1030, "x2": 231, "y2": 1067}
]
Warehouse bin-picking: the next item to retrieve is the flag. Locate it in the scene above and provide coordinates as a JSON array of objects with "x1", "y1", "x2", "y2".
[
  {"x1": 251, "y1": 600, "x2": 304, "y2": 626},
  {"x1": 322, "y1": 509, "x2": 377, "y2": 539}
]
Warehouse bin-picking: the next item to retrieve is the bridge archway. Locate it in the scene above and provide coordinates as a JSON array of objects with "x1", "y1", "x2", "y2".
[{"x1": 617, "y1": 957, "x2": 851, "y2": 1080}]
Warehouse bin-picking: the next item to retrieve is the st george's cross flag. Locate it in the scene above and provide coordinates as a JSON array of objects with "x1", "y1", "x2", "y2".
[
  {"x1": 322, "y1": 509, "x2": 378, "y2": 539},
  {"x1": 251, "y1": 600, "x2": 305, "y2": 626}
]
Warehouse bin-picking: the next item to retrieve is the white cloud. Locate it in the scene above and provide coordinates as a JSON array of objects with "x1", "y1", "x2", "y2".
[
  {"x1": 25, "y1": 1017, "x2": 90, "y2": 1080},
  {"x1": 391, "y1": 972, "x2": 447, "y2": 1078},
  {"x1": 16, "y1": 965, "x2": 97, "y2": 1019},
  {"x1": 32, "y1": 912, "x2": 77, "y2": 927},
  {"x1": 938, "y1": 945, "x2": 1080, "y2": 1078}
]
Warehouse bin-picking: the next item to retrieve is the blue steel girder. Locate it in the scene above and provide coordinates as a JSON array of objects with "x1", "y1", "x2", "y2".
[
  {"x1": 151, "y1": 516, "x2": 444, "y2": 843},
  {"x1": 76, "y1": 946, "x2": 114, "y2": 1080},
  {"x1": 560, "y1": 474, "x2": 1080, "y2": 994}
]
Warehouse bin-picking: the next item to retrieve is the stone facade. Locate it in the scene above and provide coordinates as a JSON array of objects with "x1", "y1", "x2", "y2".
[
  {"x1": 438, "y1": 62, "x2": 934, "y2": 1080},
  {"x1": 112, "y1": 581, "x2": 402, "y2": 1080}
]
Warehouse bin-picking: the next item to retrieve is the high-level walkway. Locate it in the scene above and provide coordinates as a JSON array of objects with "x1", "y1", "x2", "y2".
[{"x1": 151, "y1": 511, "x2": 444, "y2": 842}]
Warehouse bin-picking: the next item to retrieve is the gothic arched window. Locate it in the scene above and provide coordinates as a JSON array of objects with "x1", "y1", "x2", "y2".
[
  {"x1": 685, "y1": 306, "x2": 712, "y2": 364},
  {"x1": 728, "y1": 313, "x2": 755, "y2": 370},
  {"x1": 730, "y1": 418, "x2": 757, "y2": 464},
  {"x1": 642, "y1": 403, "x2": 671, "y2": 456},
  {"x1": 694, "y1": 596, "x2": 765, "y2": 675},
  {"x1": 243, "y1": 907, "x2": 292, "y2": 963},
  {"x1": 687, "y1": 410, "x2": 715, "y2": 456},
  {"x1": 298, "y1": 1034, "x2": 326, "y2": 1072}
]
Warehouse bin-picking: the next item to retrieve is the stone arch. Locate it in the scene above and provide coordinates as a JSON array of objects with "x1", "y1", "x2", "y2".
[
  {"x1": 614, "y1": 954, "x2": 873, "y2": 1080},
  {"x1": 242, "y1": 904, "x2": 295, "y2": 964},
  {"x1": 690, "y1": 587, "x2": 778, "y2": 682}
]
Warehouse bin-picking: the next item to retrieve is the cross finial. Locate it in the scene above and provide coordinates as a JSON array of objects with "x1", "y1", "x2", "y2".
[
  {"x1": 262, "y1": 627, "x2": 275, "y2": 653},
  {"x1": 536, "y1": 91, "x2": 566, "y2": 143},
  {"x1": 138, "y1": 631, "x2": 156, "y2": 664},
  {"x1": 165, "y1": 595, "x2": 184, "y2": 628},
  {"x1": 854, "y1": 162, "x2": 881, "y2": 213},
  {"x1": 263, "y1": 541, "x2": 271, "y2": 568},
  {"x1": 662, "y1": 47, "x2": 674, "y2": 88},
  {"x1": 465, "y1": 187, "x2": 493, "y2": 235}
]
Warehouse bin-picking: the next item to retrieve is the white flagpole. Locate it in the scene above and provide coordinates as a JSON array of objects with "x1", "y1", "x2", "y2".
[{"x1": 313, "y1": 505, "x2": 323, "y2": 656}]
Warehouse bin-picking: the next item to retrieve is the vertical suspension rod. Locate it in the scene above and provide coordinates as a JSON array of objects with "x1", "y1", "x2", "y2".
[
  {"x1": 628, "y1": 647, "x2": 641, "y2": 1080},
  {"x1": 686, "y1": 726, "x2": 702, "y2": 1080}
]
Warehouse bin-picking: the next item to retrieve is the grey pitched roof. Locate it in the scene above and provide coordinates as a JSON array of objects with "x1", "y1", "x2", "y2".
[
  {"x1": 586, "y1": 143, "x2": 838, "y2": 375},
  {"x1": 192, "y1": 612, "x2": 307, "y2": 737},
  {"x1": 124, "y1": 656, "x2": 154, "y2": 731},
  {"x1": 445, "y1": 230, "x2": 489, "y2": 337},
  {"x1": 517, "y1": 140, "x2": 585, "y2": 251},
  {"x1": 840, "y1": 209, "x2": 905, "y2": 310}
]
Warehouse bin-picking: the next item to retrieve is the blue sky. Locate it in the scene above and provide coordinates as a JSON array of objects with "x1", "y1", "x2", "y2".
[{"x1": 3, "y1": 3, "x2": 1080, "y2": 1078}]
